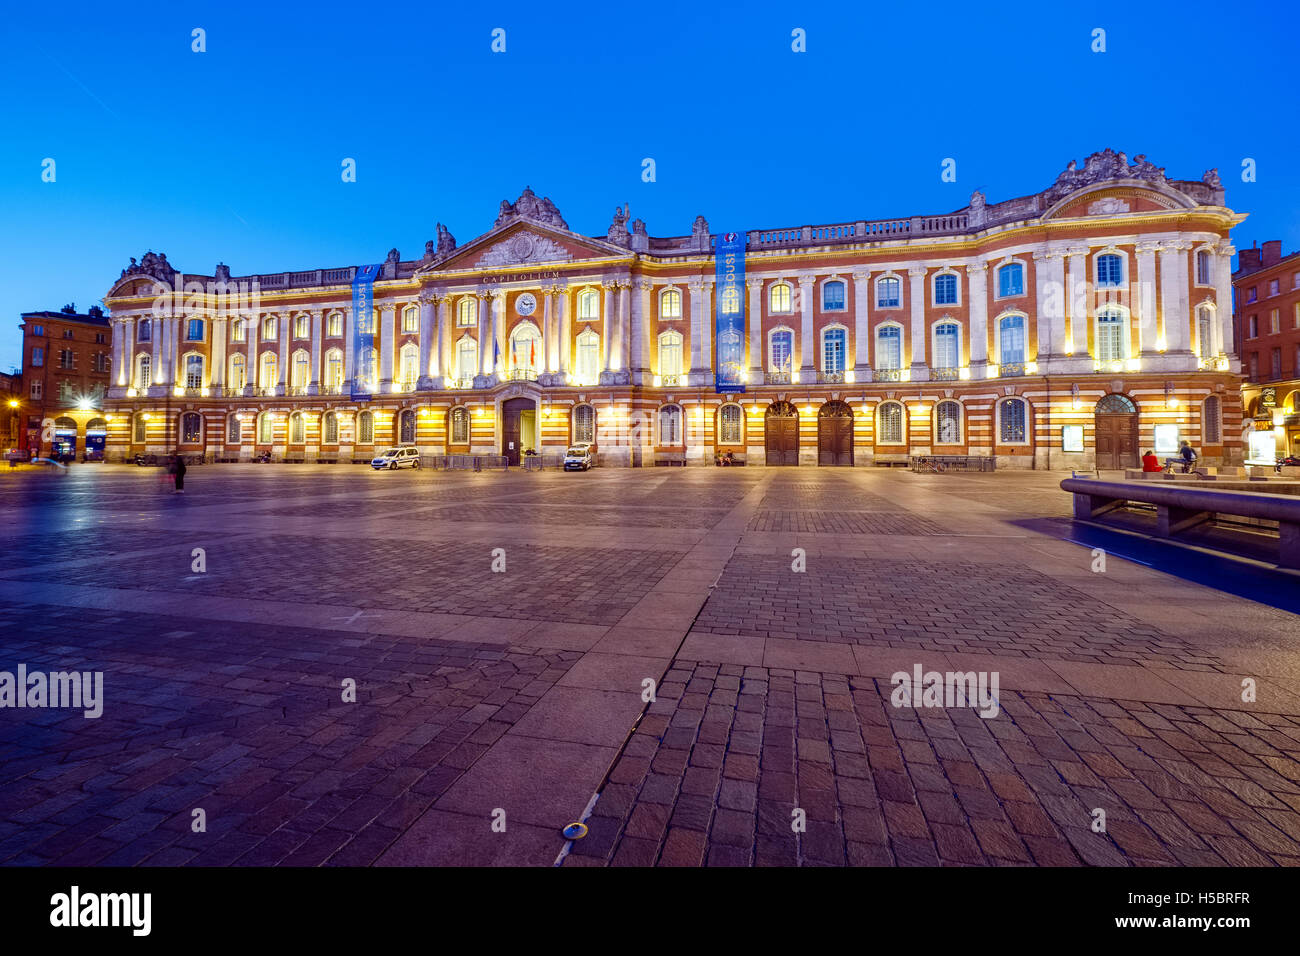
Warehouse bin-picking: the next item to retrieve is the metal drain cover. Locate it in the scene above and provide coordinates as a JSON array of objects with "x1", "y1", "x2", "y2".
[{"x1": 562, "y1": 822, "x2": 588, "y2": 840}]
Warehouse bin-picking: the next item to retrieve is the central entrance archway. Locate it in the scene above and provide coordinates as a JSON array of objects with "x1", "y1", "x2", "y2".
[
  {"x1": 501, "y1": 396, "x2": 536, "y2": 466},
  {"x1": 1094, "y1": 393, "x2": 1138, "y2": 470},
  {"x1": 817, "y1": 401, "x2": 854, "y2": 466},
  {"x1": 765, "y1": 401, "x2": 799, "y2": 466}
]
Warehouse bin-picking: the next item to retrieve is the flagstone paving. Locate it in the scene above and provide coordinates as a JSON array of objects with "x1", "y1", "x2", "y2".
[{"x1": 0, "y1": 463, "x2": 1296, "y2": 867}]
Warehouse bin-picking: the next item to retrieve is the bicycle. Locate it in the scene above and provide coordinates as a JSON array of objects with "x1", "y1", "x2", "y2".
[{"x1": 919, "y1": 456, "x2": 947, "y2": 474}]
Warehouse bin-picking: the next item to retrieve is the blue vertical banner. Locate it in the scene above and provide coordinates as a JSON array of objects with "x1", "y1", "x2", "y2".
[
  {"x1": 351, "y1": 264, "x2": 382, "y2": 400},
  {"x1": 714, "y1": 231, "x2": 746, "y2": 393}
]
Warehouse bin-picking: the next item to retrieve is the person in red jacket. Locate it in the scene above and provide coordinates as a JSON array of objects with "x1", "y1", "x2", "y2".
[{"x1": 1141, "y1": 450, "x2": 1162, "y2": 473}]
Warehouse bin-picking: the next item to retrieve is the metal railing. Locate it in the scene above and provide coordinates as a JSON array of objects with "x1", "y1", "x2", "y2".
[{"x1": 875, "y1": 368, "x2": 904, "y2": 382}]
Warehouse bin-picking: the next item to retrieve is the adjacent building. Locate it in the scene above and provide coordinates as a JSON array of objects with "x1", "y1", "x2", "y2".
[
  {"x1": 19, "y1": 305, "x2": 113, "y2": 459},
  {"x1": 1234, "y1": 240, "x2": 1300, "y2": 462},
  {"x1": 102, "y1": 149, "x2": 1244, "y2": 470}
]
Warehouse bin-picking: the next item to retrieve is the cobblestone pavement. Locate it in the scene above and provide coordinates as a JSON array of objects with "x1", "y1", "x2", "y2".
[{"x1": 0, "y1": 464, "x2": 1297, "y2": 867}]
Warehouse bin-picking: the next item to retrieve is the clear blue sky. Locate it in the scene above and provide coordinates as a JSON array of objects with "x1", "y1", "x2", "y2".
[{"x1": 2, "y1": 0, "x2": 1296, "y2": 368}]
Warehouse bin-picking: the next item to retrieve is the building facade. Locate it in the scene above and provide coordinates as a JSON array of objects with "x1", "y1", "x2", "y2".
[
  {"x1": 19, "y1": 306, "x2": 113, "y2": 460},
  {"x1": 103, "y1": 150, "x2": 1243, "y2": 470},
  {"x1": 1234, "y1": 240, "x2": 1300, "y2": 462}
]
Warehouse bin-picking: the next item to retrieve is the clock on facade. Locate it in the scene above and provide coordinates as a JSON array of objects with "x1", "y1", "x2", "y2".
[{"x1": 516, "y1": 292, "x2": 537, "y2": 316}]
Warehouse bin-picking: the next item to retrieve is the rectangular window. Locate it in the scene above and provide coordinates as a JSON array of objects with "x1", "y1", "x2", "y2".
[
  {"x1": 138, "y1": 323, "x2": 151, "y2": 342},
  {"x1": 877, "y1": 327, "x2": 902, "y2": 369},
  {"x1": 31, "y1": 325, "x2": 44, "y2": 336},
  {"x1": 63, "y1": 329, "x2": 74, "y2": 339},
  {"x1": 31, "y1": 347, "x2": 44, "y2": 367},
  {"x1": 998, "y1": 264, "x2": 1024, "y2": 298},
  {"x1": 402, "y1": 308, "x2": 418, "y2": 333},
  {"x1": 1268, "y1": 279, "x2": 1280, "y2": 296},
  {"x1": 1196, "y1": 251, "x2": 1211, "y2": 285},
  {"x1": 295, "y1": 315, "x2": 309, "y2": 339},
  {"x1": 934, "y1": 326, "x2": 958, "y2": 368},
  {"x1": 822, "y1": 282, "x2": 846, "y2": 311},
  {"x1": 59, "y1": 349, "x2": 74, "y2": 369},
  {"x1": 231, "y1": 321, "x2": 245, "y2": 342},
  {"x1": 95, "y1": 333, "x2": 106, "y2": 343},
  {"x1": 823, "y1": 330, "x2": 845, "y2": 373},
  {"x1": 328, "y1": 314, "x2": 344, "y2": 337},
  {"x1": 263, "y1": 317, "x2": 277, "y2": 339},
  {"x1": 876, "y1": 277, "x2": 900, "y2": 309},
  {"x1": 1247, "y1": 287, "x2": 1257, "y2": 303},
  {"x1": 1000, "y1": 400, "x2": 1026, "y2": 443},
  {"x1": 1249, "y1": 315, "x2": 1258, "y2": 338},
  {"x1": 187, "y1": 318, "x2": 204, "y2": 341},
  {"x1": 934, "y1": 273, "x2": 958, "y2": 305},
  {"x1": 1272, "y1": 348, "x2": 1282, "y2": 379},
  {"x1": 770, "y1": 333, "x2": 792, "y2": 373},
  {"x1": 30, "y1": 381, "x2": 42, "y2": 399},
  {"x1": 1270, "y1": 310, "x2": 1280, "y2": 334}
]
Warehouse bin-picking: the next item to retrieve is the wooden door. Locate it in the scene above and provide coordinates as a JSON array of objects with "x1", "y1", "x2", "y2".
[
  {"x1": 765, "y1": 402, "x2": 799, "y2": 466},
  {"x1": 1094, "y1": 413, "x2": 1137, "y2": 470},
  {"x1": 818, "y1": 402, "x2": 854, "y2": 466},
  {"x1": 501, "y1": 398, "x2": 530, "y2": 466}
]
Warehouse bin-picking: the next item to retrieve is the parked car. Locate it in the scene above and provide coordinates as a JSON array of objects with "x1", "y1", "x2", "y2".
[
  {"x1": 371, "y1": 446, "x2": 421, "y2": 470},
  {"x1": 563, "y1": 443, "x2": 594, "y2": 471}
]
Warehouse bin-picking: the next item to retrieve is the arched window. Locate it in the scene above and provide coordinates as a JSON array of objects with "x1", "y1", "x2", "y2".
[
  {"x1": 323, "y1": 412, "x2": 338, "y2": 444},
  {"x1": 660, "y1": 288, "x2": 682, "y2": 319},
  {"x1": 136, "y1": 354, "x2": 151, "y2": 389},
  {"x1": 138, "y1": 322, "x2": 151, "y2": 342},
  {"x1": 186, "y1": 318, "x2": 205, "y2": 341},
  {"x1": 1196, "y1": 250, "x2": 1212, "y2": 285},
  {"x1": 355, "y1": 347, "x2": 376, "y2": 390},
  {"x1": 185, "y1": 354, "x2": 203, "y2": 389},
  {"x1": 718, "y1": 404, "x2": 744, "y2": 445},
  {"x1": 227, "y1": 413, "x2": 241, "y2": 444},
  {"x1": 289, "y1": 412, "x2": 304, "y2": 444},
  {"x1": 935, "y1": 400, "x2": 962, "y2": 444},
  {"x1": 573, "y1": 404, "x2": 595, "y2": 444},
  {"x1": 769, "y1": 329, "x2": 793, "y2": 375},
  {"x1": 822, "y1": 327, "x2": 847, "y2": 373},
  {"x1": 259, "y1": 352, "x2": 277, "y2": 390},
  {"x1": 877, "y1": 402, "x2": 904, "y2": 444},
  {"x1": 1197, "y1": 306, "x2": 1215, "y2": 360},
  {"x1": 1096, "y1": 308, "x2": 1125, "y2": 363},
  {"x1": 324, "y1": 349, "x2": 343, "y2": 391},
  {"x1": 258, "y1": 413, "x2": 274, "y2": 444},
  {"x1": 577, "y1": 289, "x2": 600, "y2": 320},
  {"x1": 449, "y1": 407, "x2": 469, "y2": 444},
  {"x1": 998, "y1": 315, "x2": 1026, "y2": 366},
  {"x1": 262, "y1": 316, "x2": 278, "y2": 339},
  {"x1": 998, "y1": 398, "x2": 1027, "y2": 443},
  {"x1": 510, "y1": 324, "x2": 541, "y2": 372},
  {"x1": 327, "y1": 312, "x2": 344, "y2": 336},
  {"x1": 358, "y1": 410, "x2": 374, "y2": 444},
  {"x1": 933, "y1": 322, "x2": 960, "y2": 370},
  {"x1": 399, "y1": 343, "x2": 419, "y2": 388},
  {"x1": 658, "y1": 404, "x2": 682, "y2": 445},
  {"x1": 402, "y1": 305, "x2": 419, "y2": 333},
  {"x1": 449, "y1": 408, "x2": 470, "y2": 444},
  {"x1": 1204, "y1": 396, "x2": 1222, "y2": 444},
  {"x1": 291, "y1": 350, "x2": 310, "y2": 389},
  {"x1": 575, "y1": 329, "x2": 600, "y2": 384},
  {"x1": 132, "y1": 414, "x2": 146, "y2": 443},
  {"x1": 229, "y1": 354, "x2": 246, "y2": 390},
  {"x1": 768, "y1": 282, "x2": 792, "y2": 314},
  {"x1": 231, "y1": 320, "x2": 245, "y2": 343},
  {"x1": 399, "y1": 409, "x2": 416, "y2": 444},
  {"x1": 997, "y1": 262, "x2": 1024, "y2": 298},
  {"x1": 457, "y1": 298, "x2": 477, "y2": 327},
  {"x1": 876, "y1": 325, "x2": 902, "y2": 370},
  {"x1": 1096, "y1": 253, "x2": 1124, "y2": 288},
  {"x1": 658, "y1": 330, "x2": 683, "y2": 380},
  {"x1": 456, "y1": 337, "x2": 478, "y2": 382},
  {"x1": 822, "y1": 280, "x2": 846, "y2": 311},
  {"x1": 933, "y1": 273, "x2": 958, "y2": 305},
  {"x1": 1096, "y1": 394, "x2": 1136, "y2": 414},
  {"x1": 876, "y1": 276, "x2": 901, "y2": 308}
]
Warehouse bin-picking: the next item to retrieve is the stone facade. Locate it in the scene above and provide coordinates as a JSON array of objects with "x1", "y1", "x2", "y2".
[{"x1": 102, "y1": 152, "x2": 1244, "y2": 470}]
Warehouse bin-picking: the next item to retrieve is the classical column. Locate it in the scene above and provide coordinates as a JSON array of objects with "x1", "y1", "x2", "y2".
[
  {"x1": 907, "y1": 267, "x2": 927, "y2": 378},
  {"x1": 378, "y1": 304, "x2": 395, "y2": 389},
  {"x1": 308, "y1": 311, "x2": 322, "y2": 394},
  {"x1": 557, "y1": 286, "x2": 571, "y2": 377},
  {"x1": 699, "y1": 277, "x2": 713, "y2": 385},
  {"x1": 416, "y1": 294, "x2": 434, "y2": 388},
  {"x1": 1136, "y1": 242, "x2": 1160, "y2": 355},
  {"x1": 1214, "y1": 243, "x2": 1237, "y2": 362},
  {"x1": 437, "y1": 295, "x2": 451, "y2": 383},
  {"x1": 1065, "y1": 248, "x2": 1089, "y2": 356},
  {"x1": 211, "y1": 316, "x2": 227, "y2": 388},
  {"x1": 478, "y1": 292, "x2": 492, "y2": 376},
  {"x1": 618, "y1": 281, "x2": 631, "y2": 373},
  {"x1": 798, "y1": 275, "x2": 816, "y2": 374},
  {"x1": 542, "y1": 288, "x2": 554, "y2": 373},
  {"x1": 1034, "y1": 250, "x2": 1066, "y2": 360},
  {"x1": 150, "y1": 315, "x2": 162, "y2": 392},
  {"x1": 493, "y1": 291, "x2": 506, "y2": 376},
  {"x1": 688, "y1": 278, "x2": 706, "y2": 376},
  {"x1": 601, "y1": 281, "x2": 616, "y2": 372},
  {"x1": 744, "y1": 278, "x2": 763, "y2": 382},
  {"x1": 967, "y1": 263, "x2": 988, "y2": 372},
  {"x1": 1160, "y1": 242, "x2": 1194, "y2": 355},
  {"x1": 852, "y1": 271, "x2": 871, "y2": 374},
  {"x1": 116, "y1": 318, "x2": 130, "y2": 387},
  {"x1": 277, "y1": 312, "x2": 291, "y2": 395},
  {"x1": 634, "y1": 279, "x2": 652, "y2": 378}
]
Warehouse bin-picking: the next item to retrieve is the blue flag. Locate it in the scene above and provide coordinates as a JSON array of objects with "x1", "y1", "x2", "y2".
[
  {"x1": 350, "y1": 264, "x2": 382, "y2": 400},
  {"x1": 714, "y1": 232, "x2": 746, "y2": 393}
]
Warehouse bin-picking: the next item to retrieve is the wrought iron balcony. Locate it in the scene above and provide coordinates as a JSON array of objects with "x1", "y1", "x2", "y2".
[
  {"x1": 931, "y1": 367, "x2": 960, "y2": 381},
  {"x1": 766, "y1": 370, "x2": 792, "y2": 385},
  {"x1": 998, "y1": 362, "x2": 1026, "y2": 377},
  {"x1": 818, "y1": 370, "x2": 846, "y2": 384},
  {"x1": 506, "y1": 369, "x2": 539, "y2": 382},
  {"x1": 660, "y1": 374, "x2": 681, "y2": 387},
  {"x1": 447, "y1": 377, "x2": 475, "y2": 390},
  {"x1": 874, "y1": 368, "x2": 903, "y2": 382}
]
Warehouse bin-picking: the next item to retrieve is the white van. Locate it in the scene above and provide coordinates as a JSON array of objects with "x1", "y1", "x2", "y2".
[{"x1": 371, "y1": 446, "x2": 421, "y2": 470}]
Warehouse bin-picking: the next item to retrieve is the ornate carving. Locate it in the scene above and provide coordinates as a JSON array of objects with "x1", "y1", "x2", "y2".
[
  {"x1": 691, "y1": 215, "x2": 710, "y2": 249},
  {"x1": 120, "y1": 250, "x2": 176, "y2": 282},
  {"x1": 214, "y1": 263, "x2": 231, "y2": 283},
  {"x1": 1045, "y1": 149, "x2": 1167, "y2": 204},
  {"x1": 1202, "y1": 168, "x2": 1222, "y2": 189},
  {"x1": 607, "y1": 203, "x2": 632, "y2": 247},
  {"x1": 493, "y1": 186, "x2": 568, "y2": 231},
  {"x1": 1087, "y1": 196, "x2": 1130, "y2": 215},
  {"x1": 474, "y1": 231, "x2": 573, "y2": 268},
  {"x1": 436, "y1": 222, "x2": 456, "y2": 255}
]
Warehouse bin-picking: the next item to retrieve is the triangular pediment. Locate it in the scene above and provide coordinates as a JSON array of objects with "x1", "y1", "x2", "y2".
[{"x1": 419, "y1": 219, "x2": 631, "y2": 275}]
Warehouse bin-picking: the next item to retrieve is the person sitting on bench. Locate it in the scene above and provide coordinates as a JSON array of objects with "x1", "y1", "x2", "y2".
[
  {"x1": 1141, "y1": 449, "x2": 1161, "y2": 473},
  {"x1": 1178, "y1": 441, "x2": 1198, "y2": 474}
]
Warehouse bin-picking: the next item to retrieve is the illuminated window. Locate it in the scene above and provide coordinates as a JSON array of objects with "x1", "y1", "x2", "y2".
[
  {"x1": 356, "y1": 347, "x2": 376, "y2": 388},
  {"x1": 578, "y1": 289, "x2": 600, "y2": 320},
  {"x1": 878, "y1": 402, "x2": 903, "y2": 443},
  {"x1": 323, "y1": 412, "x2": 338, "y2": 444},
  {"x1": 229, "y1": 355, "x2": 246, "y2": 390},
  {"x1": 455, "y1": 337, "x2": 478, "y2": 381},
  {"x1": 576, "y1": 329, "x2": 600, "y2": 383},
  {"x1": 769, "y1": 283, "x2": 792, "y2": 313},
  {"x1": 718, "y1": 404, "x2": 743, "y2": 444},
  {"x1": 658, "y1": 404, "x2": 682, "y2": 445},
  {"x1": 289, "y1": 412, "x2": 304, "y2": 444},
  {"x1": 185, "y1": 354, "x2": 203, "y2": 389},
  {"x1": 658, "y1": 330, "x2": 683, "y2": 378},
  {"x1": 263, "y1": 316, "x2": 277, "y2": 339},
  {"x1": 294, "y1": 315, "x2": 309, "y2": 339},
  {"x1": 258, "y1": 413, "x2": 274, "y2": 444},
  {"x1": 324, "y1": 350, "x2": 343, "y2": 391},
  {"x1": 358, "y1": 410, "x2": 373, "y2": 444},
  {"x1": 399, "y1": 409, "x2": 416, "y2": 444},
  {"x1": 402, "y1": 306, "x2": 418, "y2": 333},
  {"x1": 457, "y1": 298, "x2": 477, "y2": 327},
  {"x1": 291, "y1": 350, "x2": 310, "y2": 389},
  {"x1": 510, "y1": 325, "x2": 541, "y2": 372},
  {"x1": 133, "y1": 414, "x2": 146, "y2": 443},
  {"x1": 1195, "y1": 251, "x2": 1212, "y2": 285},
  {"x1": 876, "y1": 326, "x2": 902, "y2": 370},
  {"x1": 227, "y1": 413, "x2": 241, "y2": 444},
  {"x1": 933, "y1": 273, "x2": 958, "y2": 305},
  {"x1": 327, "y1": 312, "x2": 344, "y2": 336},
  {"x1": 720, "y1": 287, "x2": 741, "y2": 314},
  {"x1": 231, "y1": 321, "x2": 245, "y2": 342},
  {"x1": 876, "y1": 276, "x2": 900, "y2": 309},
  {"x1": 260, "y1": 352, "x2": 277, "y2": 390},
  {"x1": 399, "y1": 344, "x2": 419, "y2": 388},
  {"x1": 660, "y1": 289, "x2": 682, "y2": 319},
  {"x1": 1197, "y1": 306, "x2": 1214, "y2": 360},
  {"x1": 935, "y1": 400, "x2": 961, "y2": 444},
  {"x1": 573, "y1": 404, "x2": 595, "y2": 444},
  {"x1": 450, "y1": 407, "x2": 469, "y2": 444},
  {"x1": 136, "y1": 354, "x2": 152, "y2": 389}
]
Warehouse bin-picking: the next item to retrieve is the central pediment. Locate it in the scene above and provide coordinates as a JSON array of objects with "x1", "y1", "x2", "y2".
[
  {"x1": 475, "y1": 230, "x2": 575, "y2": 268},
  {"x1": 420, "y1": 219, "x2": 632, "y2": 275}
]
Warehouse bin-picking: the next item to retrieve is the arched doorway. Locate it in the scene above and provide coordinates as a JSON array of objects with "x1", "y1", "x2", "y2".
[
  {"x1": 398, "y1": 409, "x2": 417, "y2": 444},
  {"x1": 1094, "y1": 394, "x2": 1138, "y2": 470},
  {"x1": 84, "y1": 418, "x2": 107, "y2": 461},
  {"x1": 52, "y1": 417, "x2": 77, "y2": 461},
  {"x1": 765, "y1": 401, "x2": 799, "y2": 466},
  {"x1": 501, "y1": 396, "x2": 536, "y2": 466},
  {"x1": 817, "y1": 401, "x2": 854, "y2": 466}
]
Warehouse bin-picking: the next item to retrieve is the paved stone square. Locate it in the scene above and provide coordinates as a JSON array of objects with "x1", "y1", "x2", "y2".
[{"x1": 0, "y1": 463, "x2": 1298, "y2": 867}]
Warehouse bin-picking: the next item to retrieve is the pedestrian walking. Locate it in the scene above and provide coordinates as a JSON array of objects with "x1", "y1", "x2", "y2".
[{"x1": 173, "y1": 454, "x2": 187, "y2": 493}]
